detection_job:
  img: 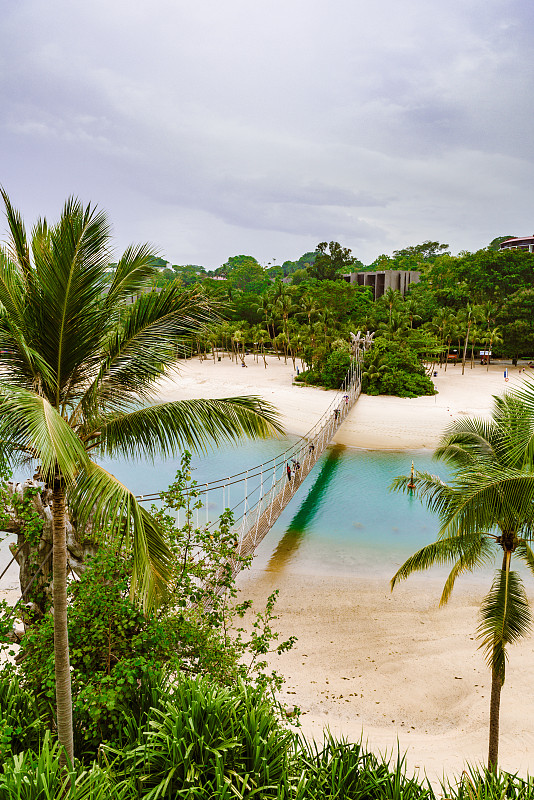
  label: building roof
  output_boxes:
[500,235,534,245]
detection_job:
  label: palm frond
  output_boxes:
[0,248,26,325]
[29,198,112,404]
[88,397,284,460]
[104,243,160,305]
[477,568,532,683]
[78,285,219,414]
[501,381,534,468]
[438,468,534,540]
[0,187,31,280]
[515,539,534,579]
[390,470,456,519]
[0,385,87,483]
[394,464,534,541]
[69,461,170,609]
[391,532,487,592]
[0,312,56,388]
[435,417,496,468]
[439,534,495,605]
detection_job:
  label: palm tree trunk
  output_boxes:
[52,481,74,765]
[488,668,502,770]
[444,340,451,372]
[488,547,511,771]
[462,324,470,374]
[487,337,493,372]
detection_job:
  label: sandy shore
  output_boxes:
[237,569,534,783]
[156,354,527,450]
[160,355,534,780]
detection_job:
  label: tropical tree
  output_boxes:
[381,288,403,326]
[0,191,282,763]
[308,241,359,281]
[480,327,504,371]
[390,391,534,770]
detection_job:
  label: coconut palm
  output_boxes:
[0,191,282,763]
[390,391,534,770]
[480,327,503,371]
[381,288,402,326]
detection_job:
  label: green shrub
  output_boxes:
[18,550,170,758]
[0,671,44,760]
[320,351,353,389]
[379,369,436,398]
[108,676,293,799]
[362,339,436,398]
[295,351,352,389]
[0,732,128,800]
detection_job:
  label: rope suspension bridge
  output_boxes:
[0,358,363,624]
[137,359,362,578]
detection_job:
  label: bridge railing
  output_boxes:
[137,357,362,558]
[233,359,361,562]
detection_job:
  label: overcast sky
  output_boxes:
[1,0,532,268]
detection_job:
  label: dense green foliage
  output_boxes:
[144,236,534,397]
[1,675,533,799]
[9,455,295,760]
[295,350,353,389]
[362,339,436,398]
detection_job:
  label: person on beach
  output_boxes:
[286,463,292,482]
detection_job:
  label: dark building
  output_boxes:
[342,270,420,300]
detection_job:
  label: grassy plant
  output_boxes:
[0,671,44,760]
[107,675,293,799]
[276,734,435,800]
[0,731,132,800]
[443,765,534,800]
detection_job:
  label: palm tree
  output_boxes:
[0,191,282,763]
[481,327,503,371]
[404,296,422,329]
[390,392,534,770]
[255,327,269,368]
[382,287,402,326]
[442,312,458,371]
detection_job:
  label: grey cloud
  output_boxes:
[1,0,534,265]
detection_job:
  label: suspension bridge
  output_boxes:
[0,358,363,621]
[137,358,362,579]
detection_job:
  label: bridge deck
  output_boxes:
[230,369,361,576]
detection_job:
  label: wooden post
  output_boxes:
[407,460,415,491]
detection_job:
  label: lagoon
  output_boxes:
[104,440,448,578]
[2,439,496,595]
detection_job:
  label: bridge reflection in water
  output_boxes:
[267,445,344,572]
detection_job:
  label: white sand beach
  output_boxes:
[160,355,534,780]
[157,353,526,450]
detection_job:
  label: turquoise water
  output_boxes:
[102,441,453,579]
[1,440,498,587]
